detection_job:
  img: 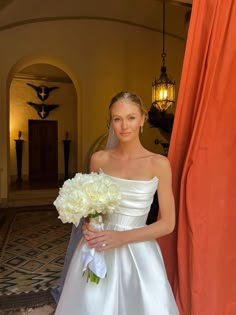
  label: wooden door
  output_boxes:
[29,120,58,181]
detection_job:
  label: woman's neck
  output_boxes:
[114,140,145,159]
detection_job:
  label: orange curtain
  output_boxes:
[159,0,236,314]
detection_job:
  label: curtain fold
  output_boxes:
[159,1,236,314]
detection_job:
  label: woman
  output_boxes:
[55,91,179,315]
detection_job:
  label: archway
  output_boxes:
[7,56,81,198]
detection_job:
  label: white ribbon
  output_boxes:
[81,243,107,278]
[81,216,107,279]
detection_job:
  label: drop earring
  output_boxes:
[140,126,143,134]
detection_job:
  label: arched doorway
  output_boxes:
[9,63,78,194]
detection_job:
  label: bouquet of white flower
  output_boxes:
[53,172,121,284]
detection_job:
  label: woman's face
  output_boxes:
[110,99,145,143]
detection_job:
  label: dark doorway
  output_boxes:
[28,120,58,182]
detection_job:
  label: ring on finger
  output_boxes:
[101,242,107,247]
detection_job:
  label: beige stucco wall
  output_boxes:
[0,0,188,204]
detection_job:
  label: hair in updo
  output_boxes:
[109,91,147,120]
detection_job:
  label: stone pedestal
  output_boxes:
[15,139,24,183]
[63,139,71,179]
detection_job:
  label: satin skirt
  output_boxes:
[55,213,179,315]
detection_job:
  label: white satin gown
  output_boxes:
[55,175,179,315]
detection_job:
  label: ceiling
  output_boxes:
[0,0,192,11]
[0,0,14,10]
[16,64,73,83]
[7,0,191,83]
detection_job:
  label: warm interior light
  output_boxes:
[152,70,175,111]
[159,87,168,100]
[151,1,175,112]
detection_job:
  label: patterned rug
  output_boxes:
[0,206,72,311]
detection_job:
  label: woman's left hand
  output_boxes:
[83,222,125,252]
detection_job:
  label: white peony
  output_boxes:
[53,172,121,227]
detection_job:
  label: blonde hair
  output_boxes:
[109,91,147,121]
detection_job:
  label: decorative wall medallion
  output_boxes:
[27,83,59,101]
[27,102,59,119]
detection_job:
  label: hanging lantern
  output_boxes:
[152,1,175,112]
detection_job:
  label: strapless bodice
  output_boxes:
[103,174,159,229]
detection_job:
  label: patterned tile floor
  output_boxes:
[0,304,56,315]
[0,206,72,313]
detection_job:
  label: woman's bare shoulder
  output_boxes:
[92,149,113,160]
[90,150,110,171]
[148,152,172,176]
[151,152,170,164]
